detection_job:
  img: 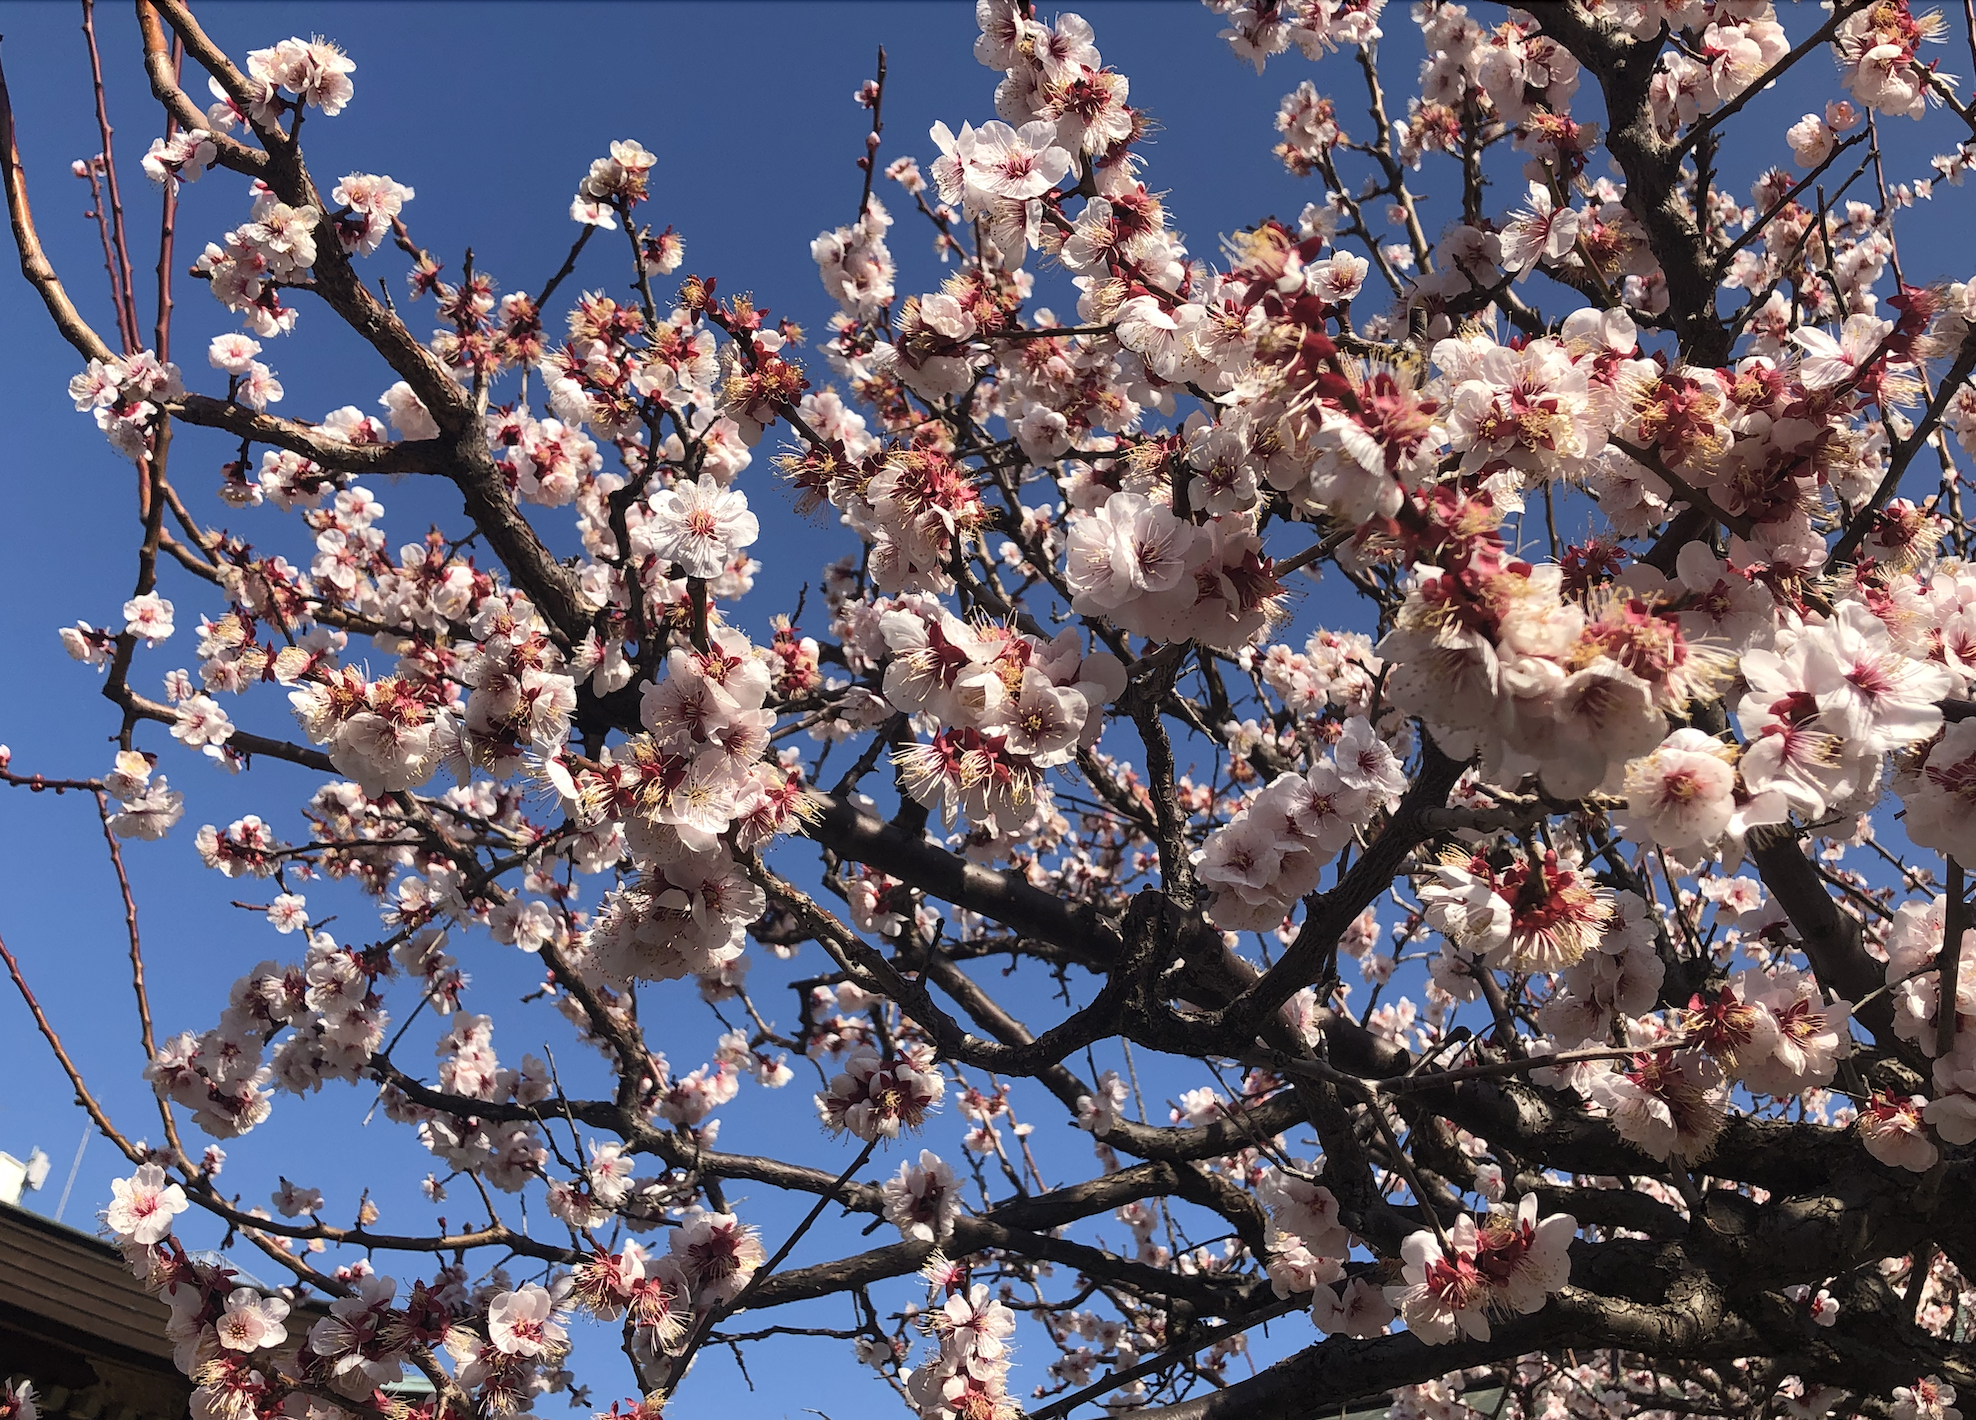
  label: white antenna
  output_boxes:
[53,1126,89,1224]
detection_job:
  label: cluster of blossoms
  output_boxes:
[902,1255,1019,1420]
[1388,1196,1577,1344]
[192,183,328,338]
[558,627,803,987]
[1194,716,1404,929]
[97,1158,587,1420]
[567,1211,765,1355]
[1879,898,1976,1155]
[878,604,1126,847]
[68,349,183,460]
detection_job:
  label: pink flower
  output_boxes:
[944,118,1071,211]
[486,1283,567,1357]
[1786,113,1835,166]
[1499,180,1580,275]
[246,37,356,116]
[214,1288,291,1352]
[1798,601,1950,747]
[935,1284,1016,1362]
[1312,1276,1394,1337]
[1791,313,1893,391]
[1257,1163,1351,1255]
[816,1045,945,1140]
[882,1149,960,1243]
[669,1210,765,1306]
[101,1163,187,1244]
[1389,1215,1491,1343]
[1737,967,1853,1097]
[1901,719,1976,861]
[1065,491,1196,615]
[1858,1092,1940,1172]
[1588,1048,1727,1163]
[643,475,760,580]
[207,334,263,374]
[123,593,176,645]
[1385,1197,1576,1345]
[1616,728,1738,852]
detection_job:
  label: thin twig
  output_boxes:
[92,789,187,1165]
[0,930,141,1162]
[856,45,887,223]
[1025,1297,1306,1420]
[660,1137,878,1396]
[534,222,593,309]
[81,0,141,353]
[1941,858,1965,1060]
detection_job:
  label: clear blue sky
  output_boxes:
[2,3,1972,1415]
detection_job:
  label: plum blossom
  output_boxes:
[1787,113,1836,166]
[882,1150,961,1242]
[19,7,1976,1416]
[643,475,760,579]
[1387,1197,1577,1343]
[102,1163,187,1244]
[214,1289,291,1352]
[123,593,176,645]
[1615,728,1747,853]
[1858,1092,1940,1172]
[1499,180,1580,275]
[246,37,357,116]
[1791,314,1893,391]
[817,1046,945,1141]
[487,1284,568,1357]
[670,1211,765,1305]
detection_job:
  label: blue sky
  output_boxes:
[3,2,1975,1415]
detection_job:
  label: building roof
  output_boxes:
[0,1200,176,1369]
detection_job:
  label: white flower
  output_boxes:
[1312,1276,1395,1338]
[1499,180,1580,275]
[123,593,176,644]
[214,1287,291,1351]
[949,118,1072,211]
[881,1149,960,1242]
[1858,1092,1940,1172]
[379,381,439,440]
[246,37,356,116]
[669,1211,766,1305]
[1786,113,1835,167]
[1073,1070,1130,1135]
[1331,717,1406,802]
[1615,728,1738,852]
[991,669,1087,767]
[1737,967,1852,1097]
[102,1163,187,1244]
[486,1283,567,1357]
[107,777,184,840]
[267,894,310,934]
[272,1176,323,1216]
[1065,490,1195,615]
[1791,313,1892,390]
[1800,601,1951,749]
[644,475,760,580]
[207,334,263,374]
[1388,1217,1490,1343]
[172,695,236,749]
[1903,718,1976,861]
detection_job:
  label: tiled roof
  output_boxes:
[0,1201,176,1368]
